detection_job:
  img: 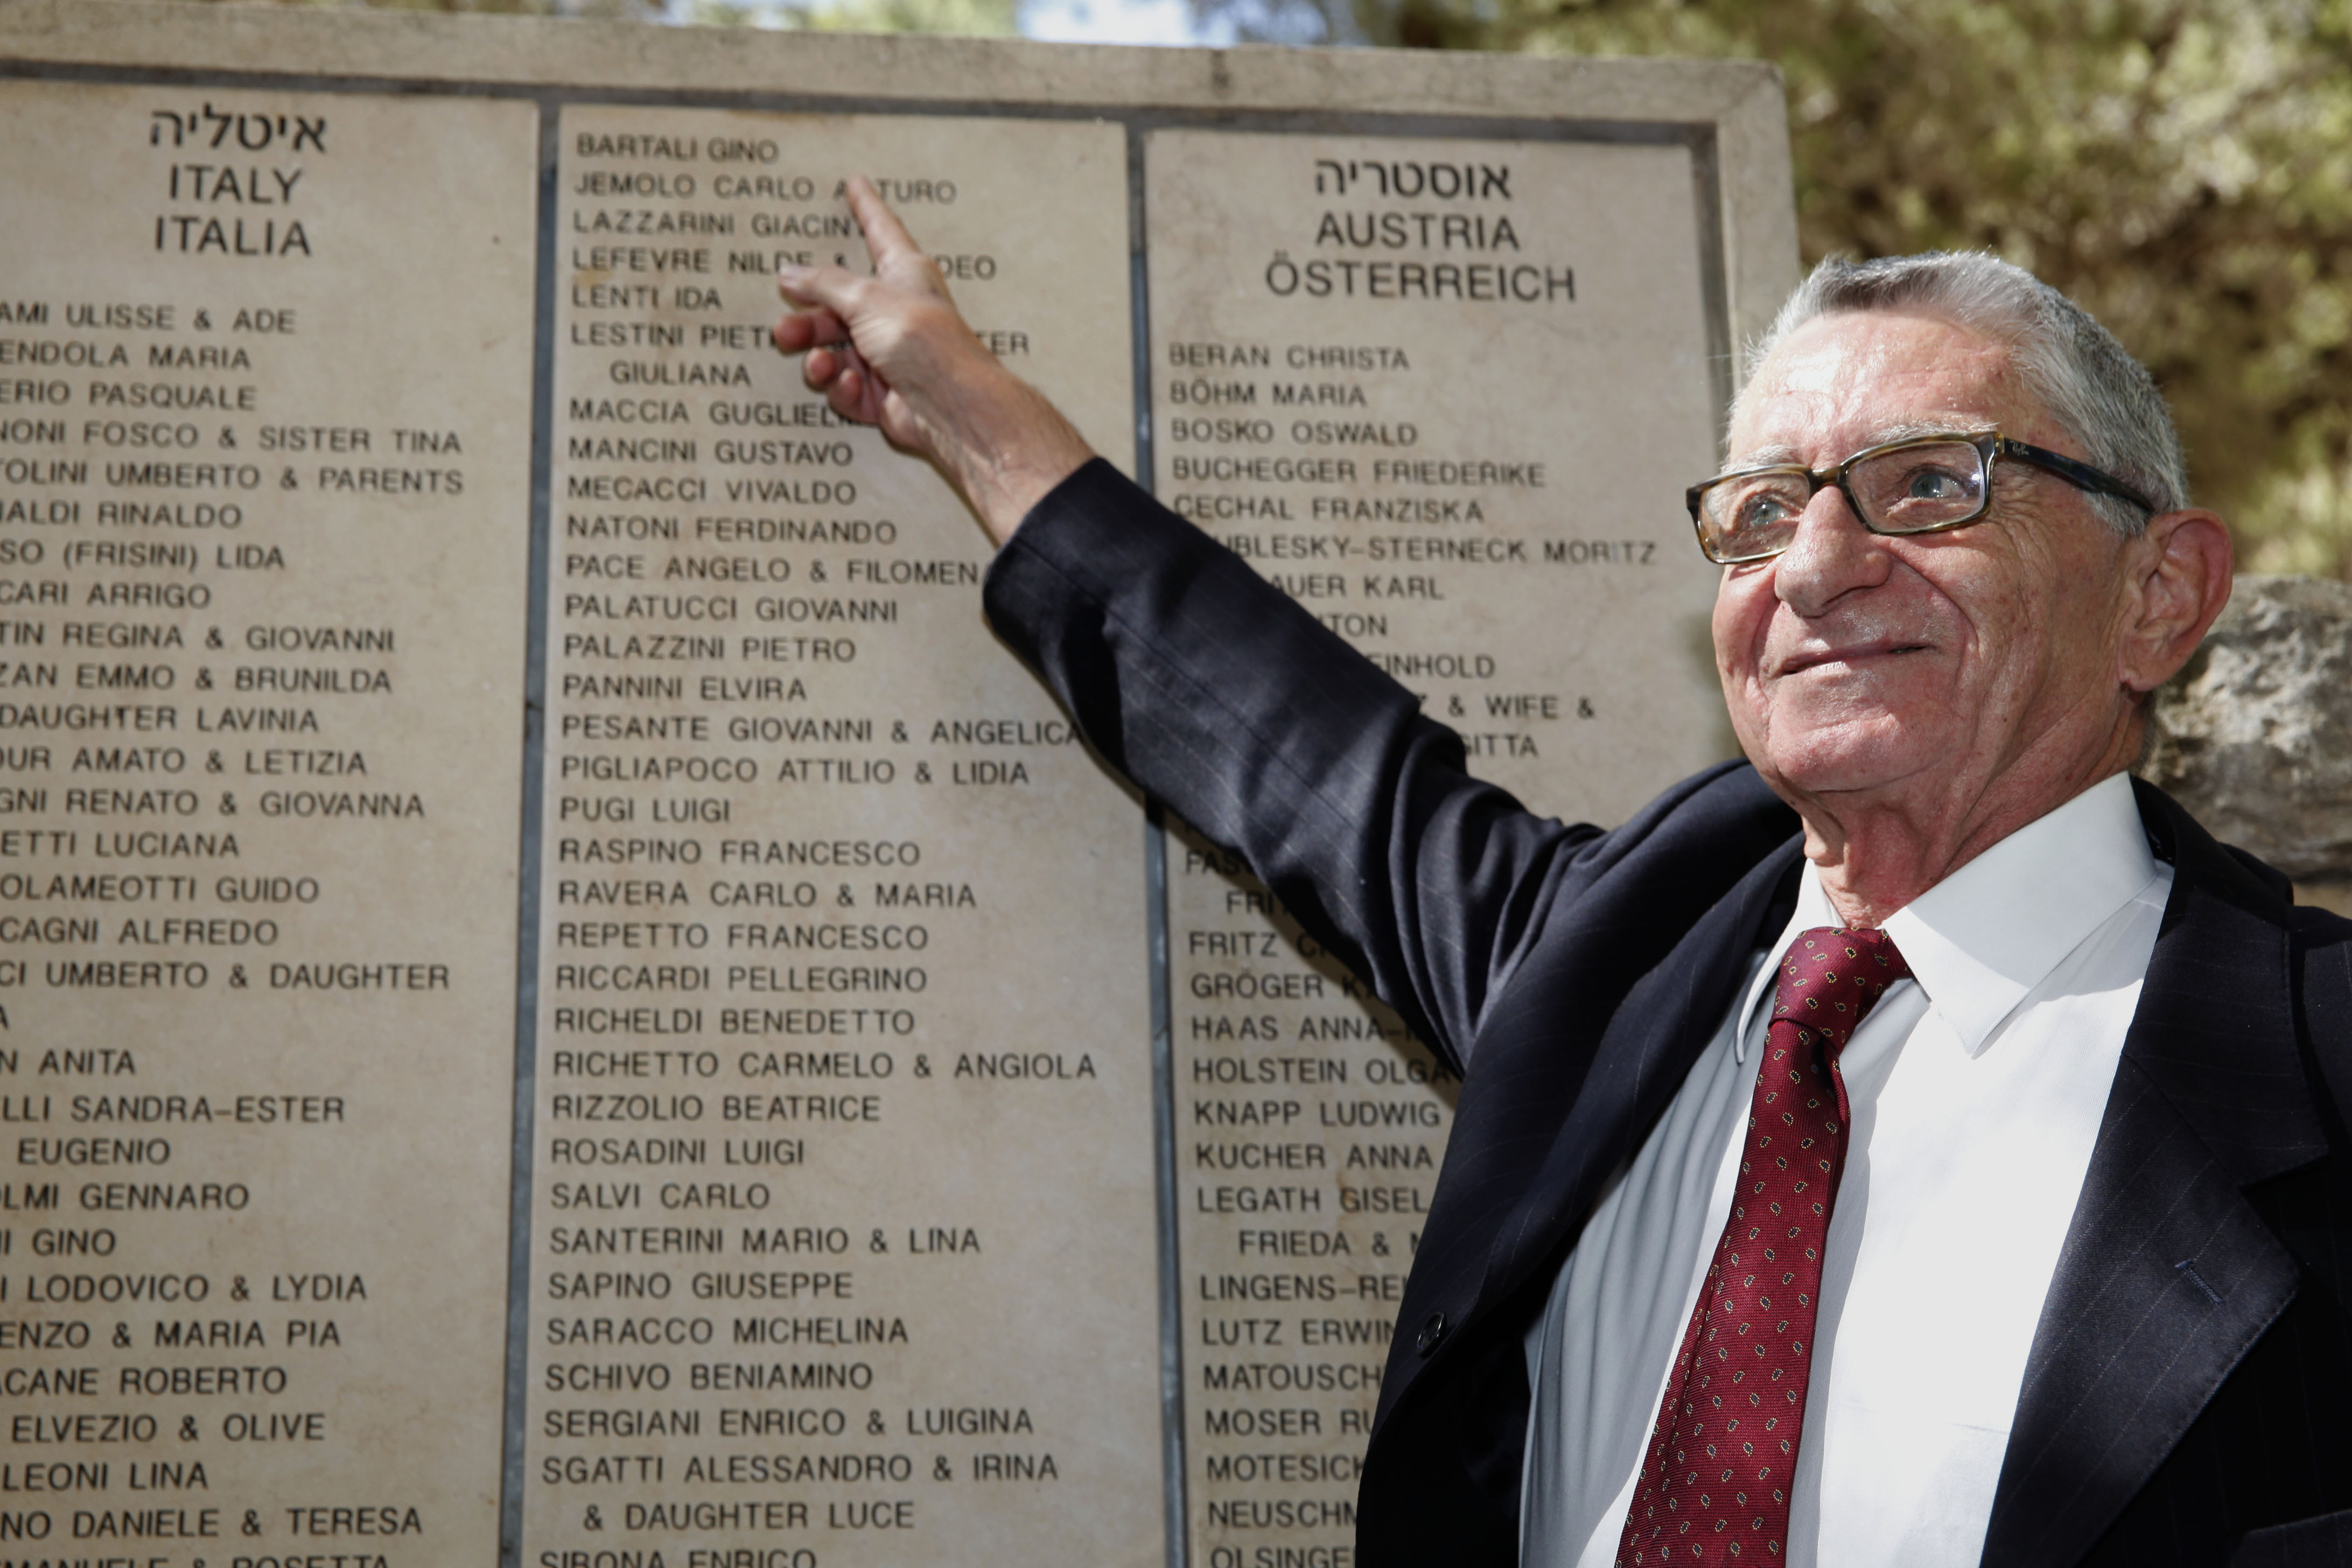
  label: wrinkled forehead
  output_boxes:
[1727,309,2041,467]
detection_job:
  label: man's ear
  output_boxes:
[2118,508,2233,695]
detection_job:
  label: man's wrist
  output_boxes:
[937,365,1093,545]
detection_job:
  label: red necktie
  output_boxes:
[1616,926,1912,1564]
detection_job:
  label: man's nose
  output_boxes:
[1773,485,1894,617]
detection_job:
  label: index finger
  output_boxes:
[843,174,925,271]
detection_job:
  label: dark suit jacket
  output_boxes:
[983,461,2352,1567]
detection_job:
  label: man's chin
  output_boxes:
[1752,722,1940,801]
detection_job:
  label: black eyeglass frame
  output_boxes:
[1685,430,2159,565]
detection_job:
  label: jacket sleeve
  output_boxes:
[981,458,1608,1075]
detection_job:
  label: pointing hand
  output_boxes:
[774,175,1092,544]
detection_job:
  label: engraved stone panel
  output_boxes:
[0,78,537,1557]
[1145,129,1728,1563]
[0,12,1798,1558]
[527,105,1160,1565]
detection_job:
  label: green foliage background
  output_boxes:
[184,0,2352,578]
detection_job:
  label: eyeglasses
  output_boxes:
[1685,430,2157,565]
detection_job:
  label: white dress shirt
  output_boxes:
[1520,771,2174,1567]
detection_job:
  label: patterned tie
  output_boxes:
[1616,926,1911,1564]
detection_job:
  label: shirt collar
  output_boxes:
[1735,771,2159,1061]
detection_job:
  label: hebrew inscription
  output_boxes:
[0,79,538,1560]
[528,105,1162,1567]
[1145,130,1726,1564]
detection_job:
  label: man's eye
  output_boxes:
[1734,489,1794,529]
[1902,465,1972,501]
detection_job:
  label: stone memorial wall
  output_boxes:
[0,73,538,1563]
[0,6,1797,1564]
[1143,128,1731,1557]
[534,103,1160,1567]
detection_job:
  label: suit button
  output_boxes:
[1415,1311,1447,1357]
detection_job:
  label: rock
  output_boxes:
[2140,573,2352,881]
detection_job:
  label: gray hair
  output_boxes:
[1741,252,2187,534]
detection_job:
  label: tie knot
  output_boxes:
[1769,925,1912,1054]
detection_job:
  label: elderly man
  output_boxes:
[774,178,2352,1567]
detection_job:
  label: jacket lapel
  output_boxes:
[1477,835,1807,1315]
[1978,783,2330,1568]
[1368,834,1804,1434]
